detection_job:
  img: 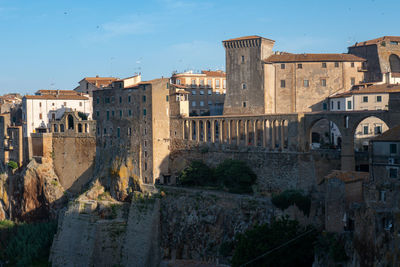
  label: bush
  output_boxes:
[78,112,88,120]
[231,217,317,267]
[315,232,349,263]
[179,161,214,186]
[7,161,18,170]
[214,159,256,193]
[0,220,57,266]
[271,190,311,216]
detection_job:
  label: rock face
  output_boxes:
[12,158,65,221]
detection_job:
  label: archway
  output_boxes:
[309,119,342,150]
[67,115,74,130]
[389,54,400,73]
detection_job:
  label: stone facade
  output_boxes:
[348,36,400,82]
[222,35,365,115]
[171,70,226,116]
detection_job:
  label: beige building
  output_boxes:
[171,70,226,116]
[222,35,365,115]
[348,36,400,83]
[75,76,119,96]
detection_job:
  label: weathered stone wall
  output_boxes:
[169,139,341,193]
[52,136,96,193]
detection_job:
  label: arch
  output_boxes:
[199,120,205,142]
[282,120,289,149]
[85,123,88,133]
[78,123,83,133]
[353,116,389,152]
[53,124,58,133]
[309,118,342,150]
[191,120,197,141]
[60,124,65,132]
[67,115,74,130]
[389,54,400,73]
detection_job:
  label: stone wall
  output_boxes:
[52,136,96,193]
[169,139,341,193]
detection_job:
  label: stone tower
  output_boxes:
[222,36,275,115]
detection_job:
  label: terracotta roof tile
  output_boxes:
[349,36,400,47]
[24,95,89,100]
[264,53,365,63]
[373,125,400,141]
[329,84,400,98]
[392,72,400,77]
[201,70,226,77]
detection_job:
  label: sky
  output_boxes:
[0,0,399,95]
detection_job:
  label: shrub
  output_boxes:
[271,190,311,216]
[214,159,256,193]
[178,161,214,186]
[0,220,57,266]
[78,112,88,120]
[7,161,18,170]
[315,232,349,263]
[231,217,317,267]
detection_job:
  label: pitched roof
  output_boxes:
[201,70,226,77]
[264,53,365,63]
[223,35,275,43]
[36,89,81,95]
[329,83,400,98]
[373,125,400,141]
[349,36,400,47]
[24,95,89,100]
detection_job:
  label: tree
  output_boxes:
[178,161,214,186]
[214,159,256,193]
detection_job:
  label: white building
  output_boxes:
[22,90,92,137]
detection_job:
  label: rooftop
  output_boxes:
[349,36,400,47]
[373,124,400,141]
[264,53,366,63]
[329,83,400,98]
[222,35,275,43]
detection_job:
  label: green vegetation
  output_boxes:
[271,189,312,216]
[178,159,256,194]
[77,111,88,120]
[7,161,18,170]
[315,232,349,263]
[0,220,57,266]
[231,217,317,267]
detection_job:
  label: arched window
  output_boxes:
[67,115,74,130]
[78,123,82,133]
[389,54,400,73]
[60,124,64,132]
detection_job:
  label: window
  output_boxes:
[117,127,120,138]
[111,110,115,117]
[96,98,100,104]
[375,125,382,134]
[304,80,309,87]
[111,96,115,103]
[119,96,122,103]
[334,62,339,68]
[351,62,355,68]
[297,63,302,69]
[207,79,212,87]
[377,96,382,102]
[390,144,397,154]
[390,41,399,45]
[363,125,369,135]
[128,96,131,103]
[143,109,147,116]
[106,111,110,120]
[145,162,148,171]
[280,80,286,88]
[105,98,110,104]
[337,101,341,110]
[223,80,226,89]
[347,101,352,109]
[104,128,107,134]
[119,110,122,118]
[144,141,147,147]
[176,79,181,85]
[241,55,245,63]
[97,127,100,135]
[216,91,220,95]
[331,101,334,109]
[200,101,204,107]
[242,83,247,89]
[389,168,398,178]
[243,102,247,107]
[192,101,196,107]
[64,102,67,106]
[191,79,196,85]
[128,110,132,117]
[208,100,212,105]
[281,64,285,69]
[323,103,327,110]
[128,128,132,136]
[143,95,146,102]
[321,79,326,87]
[39,102,42,107]
[39,113,42,119]
[216,79,220,88]
[52,103,55,106]
[200,79,204,86]
[363,96,368,102]
[322,62,327,68]
[166,95,169,102]
[351,77,355,86]
[96,111,99,117]
[208,89,212,95]
[192,90,196,95]
[200,90,204,95]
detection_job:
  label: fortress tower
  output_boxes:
[222,36,275,115]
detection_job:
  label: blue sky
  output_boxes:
[0,0,399,94]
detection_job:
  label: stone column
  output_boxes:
[245,120,249,146]
[211,120,215,143]
[189,120,193,141]
[262,120,266,147]
[227,120,231,144]
[236,120,240,146]
[182,120,186,139]
[271,121,276,149]
[203,120,208,142]
[196,120,200,143]
[219,120,223,143]
[253,120,258,146]
[280,120,285,150]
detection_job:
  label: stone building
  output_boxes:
[348,36,400,83]
[171,70,226,116]
[222,35,365,115]
[0,113,23,167]
[74,76,118,96]
[94,77,187,184]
